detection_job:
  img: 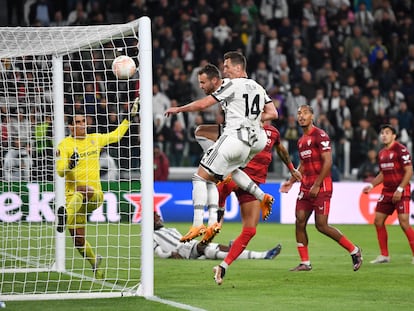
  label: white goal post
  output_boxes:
[0,17,154,300]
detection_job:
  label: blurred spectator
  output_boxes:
[370,86,390,115]
[180,28,196,69]
[67,1,89,25]
[152,83,171,121]
[396,101,414,137]
[7,0,24,26]
[400,73,414,110]
[250,60,274,92]
[336,118,354,174]
[29,0,53,26]
[165,49,184,76]
[269,44,287,74]
[335,97,352,130]
[354,1,374,36]
[351,94,377,127]
[153,143,169,181]
[377,59,397,94]
[3,137,32,182]
[285,84,307,117]
[315,113,336,142]
[298,70,317,101]
[310,87,328,121]
[280,114,301,167]
[351,118,378,168]
[213,17,232,49]
[357,149,379,182]
[100,149,119,182]
[167,120,187,167]
[343,25,370,60]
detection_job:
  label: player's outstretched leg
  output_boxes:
[264,244,282,259]
[260,194,274,221]
[180,224,207,242]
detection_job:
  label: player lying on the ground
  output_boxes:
[153,212,281,260]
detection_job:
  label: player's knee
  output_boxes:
[74,236,85,248]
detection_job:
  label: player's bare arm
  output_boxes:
[310,151,332,197]
[275,143,302,181]
[280,163,302,193]
[392,165,413,203]
[165,95,218,117]
[261,102,278,121]
[362,172,384,193]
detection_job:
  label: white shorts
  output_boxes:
[200,128,266,179]
[176,241,199,259]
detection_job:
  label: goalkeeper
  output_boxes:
[56,99,139,279]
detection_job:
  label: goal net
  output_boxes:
[0,17,154,300]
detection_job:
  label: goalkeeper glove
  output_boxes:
[123,97,140,120]
[131,97,140,118]
[68,150,80,169]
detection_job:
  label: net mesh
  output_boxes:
[0,19,147,299]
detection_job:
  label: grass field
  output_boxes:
[4,222,414,311]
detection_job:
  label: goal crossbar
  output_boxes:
[0,19,141,58]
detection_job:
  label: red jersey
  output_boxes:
[243,124,280,184]
[378,141,412,197]
[298,126,332,194]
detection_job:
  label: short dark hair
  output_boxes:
[380,124,397,135]
[198,63,221,80]
[223,51,247,70]
[67,108,85,125]
[298,104,314,114]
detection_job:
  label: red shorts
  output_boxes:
[234,187,257,205]
[376,195,410,215]
[218,180,258,206]
[296,191,331,215]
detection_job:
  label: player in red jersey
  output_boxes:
[207,120,301,284]
[280,104,363,272]
[362,124,414,264]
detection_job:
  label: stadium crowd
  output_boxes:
[1,0,414,181]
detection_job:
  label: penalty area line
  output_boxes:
[147,296,207,311]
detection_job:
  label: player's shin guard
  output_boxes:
[192,174,208,227]
[231,169,264,201]
[207,182,219,226]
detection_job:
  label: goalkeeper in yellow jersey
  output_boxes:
[56,98,139,279]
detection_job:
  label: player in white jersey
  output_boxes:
[153,212,281,260]
[165,52,278,243]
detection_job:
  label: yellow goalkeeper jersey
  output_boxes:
[56,119,130,195]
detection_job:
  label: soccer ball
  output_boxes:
[112,55,136,79]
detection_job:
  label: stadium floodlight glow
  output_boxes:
[0,17,153,300]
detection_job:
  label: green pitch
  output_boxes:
[5,222,414,311]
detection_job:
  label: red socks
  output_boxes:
[224,227,256,265]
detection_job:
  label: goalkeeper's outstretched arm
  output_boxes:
[105,97,140,145]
